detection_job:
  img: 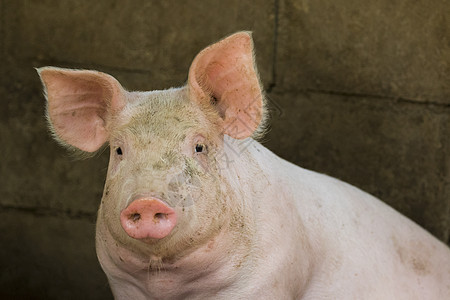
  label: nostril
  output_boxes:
[129,213,141,222]
[154,213,167,222]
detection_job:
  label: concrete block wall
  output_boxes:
[1,0,448,298]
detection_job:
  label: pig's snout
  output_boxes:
[120,198,177,240]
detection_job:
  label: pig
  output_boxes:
[37,32,450,299]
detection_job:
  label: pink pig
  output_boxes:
[38,32,450,299]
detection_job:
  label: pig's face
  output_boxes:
[101,88,232,259]
[38,32,264,261]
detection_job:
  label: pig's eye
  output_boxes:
[195,144,206,153]
[210,95,218,105]
[115,147,123,156]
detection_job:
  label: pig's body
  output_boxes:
[38,32,450,299]
[96,113,450,300]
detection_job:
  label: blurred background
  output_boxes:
[1,0,449,299]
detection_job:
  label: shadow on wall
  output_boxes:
[1,0,449,299]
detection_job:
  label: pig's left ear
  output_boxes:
[188,32,264,139]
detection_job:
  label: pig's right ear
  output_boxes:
[37,67,125,152]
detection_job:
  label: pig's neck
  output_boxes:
[224,137,317,296]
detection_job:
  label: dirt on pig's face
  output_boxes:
[97,87,246,260]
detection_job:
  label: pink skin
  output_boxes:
[120,198,177,240]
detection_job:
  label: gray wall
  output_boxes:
[1,0,449,298]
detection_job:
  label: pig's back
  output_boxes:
[282,158,450,299]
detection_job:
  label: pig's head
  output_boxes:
[37,32,265,262]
